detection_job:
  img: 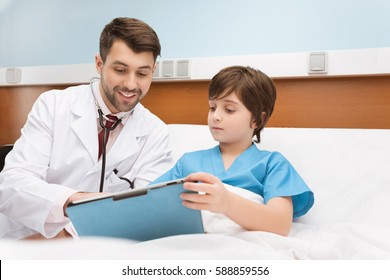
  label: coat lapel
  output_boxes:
[70,88,99,165]
[107,104,148,165]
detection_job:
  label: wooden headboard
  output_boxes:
[1,75,390,145]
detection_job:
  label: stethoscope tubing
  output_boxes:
[98,109,122,192]
[91,78,132,192]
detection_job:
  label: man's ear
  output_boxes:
[95,55,103,74]
[151,62,157,76]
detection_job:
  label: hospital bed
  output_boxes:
[1,123,390,259]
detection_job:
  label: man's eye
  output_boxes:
[114,69,126,73]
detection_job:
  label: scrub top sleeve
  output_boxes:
[262,152,314,218]
[150,155,185,185]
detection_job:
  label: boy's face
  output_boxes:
[208,91,257,148]
[95,40,156,113]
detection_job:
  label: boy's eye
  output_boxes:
[209,107,216,111]
[226,108,235,113]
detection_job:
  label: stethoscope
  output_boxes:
[90,77,135,192]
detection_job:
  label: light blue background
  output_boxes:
[1,0,389,67]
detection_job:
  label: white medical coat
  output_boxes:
[0,85,173,238]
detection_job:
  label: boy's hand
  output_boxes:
[181,172,232,214]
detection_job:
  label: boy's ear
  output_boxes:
[261,112,267,124]
[258,112,268,127]
[252,112,267,129]
[251,119,258,129]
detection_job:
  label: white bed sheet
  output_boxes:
[1,185,390,260]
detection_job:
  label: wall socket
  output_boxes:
[6,68,22,84]
[308,52,327,74]
[153,59,191,80]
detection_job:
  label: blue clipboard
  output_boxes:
[66,179,204,241]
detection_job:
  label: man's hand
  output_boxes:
[63,192,108,216]
[21,229,72,241]
[22,192,108,241]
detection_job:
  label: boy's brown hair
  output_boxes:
[208,66,277,143]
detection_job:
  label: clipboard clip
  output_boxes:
[113,189,148,201]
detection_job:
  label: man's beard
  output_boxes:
[100,77,142,113]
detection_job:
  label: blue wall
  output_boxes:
[1,0,390,67]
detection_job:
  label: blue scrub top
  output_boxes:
[153,144,314,218]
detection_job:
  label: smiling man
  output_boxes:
[0,18,173,240]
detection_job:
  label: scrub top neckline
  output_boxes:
[211,144,256,174]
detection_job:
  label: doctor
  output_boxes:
[0,17,173,239]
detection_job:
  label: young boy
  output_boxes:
[152,66,314,236]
